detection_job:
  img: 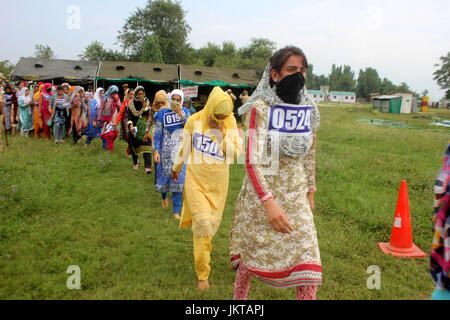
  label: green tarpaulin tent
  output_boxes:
[179,64,258,88]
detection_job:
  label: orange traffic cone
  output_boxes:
[377,180,426,258]
[238,125,243,139]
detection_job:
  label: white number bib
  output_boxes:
[267,104,312,136]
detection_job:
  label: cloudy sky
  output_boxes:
[1,0,449,100]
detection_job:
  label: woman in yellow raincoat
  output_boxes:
[171,87,243,290]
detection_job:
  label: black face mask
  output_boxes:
[275,71,305,105]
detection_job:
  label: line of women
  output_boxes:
[2,45,324,300]
[169,45,322,299]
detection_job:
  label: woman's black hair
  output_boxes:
[269,46,308,87]
[57,85,64,91]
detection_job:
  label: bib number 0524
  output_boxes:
[268,105,312,135]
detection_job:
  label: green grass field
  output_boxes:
[0,103,449,300]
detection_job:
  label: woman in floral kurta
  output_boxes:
[154,89,190,219]
[230,46,322,300]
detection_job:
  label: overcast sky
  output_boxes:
[1,0,449,100]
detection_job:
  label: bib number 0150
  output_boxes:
[193,132,224,160]
[268,105,312,135]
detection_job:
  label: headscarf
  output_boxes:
[103,85,119,99]
[152,90,168,110]
[186,86,234,135]
[43,83,53,96]
[93,87,104,108]
[70,86,84,104]
[237,63,320,158]
[34,85,43,101]
[128,86,150,116]
[21,87,32,105]
[168,89,184,111]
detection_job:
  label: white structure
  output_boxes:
[329,91,356,103]
[394,92,413,113]
[306,90,327,103]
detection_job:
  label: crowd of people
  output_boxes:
[0,45,448,300]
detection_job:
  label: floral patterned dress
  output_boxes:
[154,107,191,193]
[230,98,322,288]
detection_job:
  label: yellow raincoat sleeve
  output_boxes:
[214,115,243,164]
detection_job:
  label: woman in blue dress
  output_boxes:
[84,87,104,148]
[154,89,190,220]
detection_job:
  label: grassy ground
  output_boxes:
[0,103,448,300]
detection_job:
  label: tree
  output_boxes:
[236,38,276,77]
[117,0,191,64]
[329,64,356,92]
[0,60,14,78]
[305,64,329,90]
[433,52,450,99]
[316,74,329,88]
[141,35,164,64]
[328,64,342,91]
[356,67,381,100]
[339,65,356,92]
[239,38,276,61]
[79,41,107,62]
[35,44,55,59]
[395,82,411,93]
[380,78,397,95]
[196,42,222,67]
[306,64,318,90]
[79,41,128,62]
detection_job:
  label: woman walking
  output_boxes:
[126,86,153,172]
[98,85,121,151]
[2,86,13,135]
[38,83,53,139]
[171,86,242,290]
[18,87,34,136]
[154,89,190,218]
[84,87,104,147]
[70,86,88,144]
[49,86,70,143]
[229,46,322,300]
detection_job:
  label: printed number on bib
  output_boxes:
[268,104,312,135]
[163,111,183,127]
[193,132,224,160]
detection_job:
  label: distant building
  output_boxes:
[306,89,327,103]
[372,95,403,113]
[329,91,356,103]
[393,92,414,113]
[438,99,450,109]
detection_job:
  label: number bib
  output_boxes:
[163,111,183,127]
[192,132,224,160]
[267,104,312,136]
